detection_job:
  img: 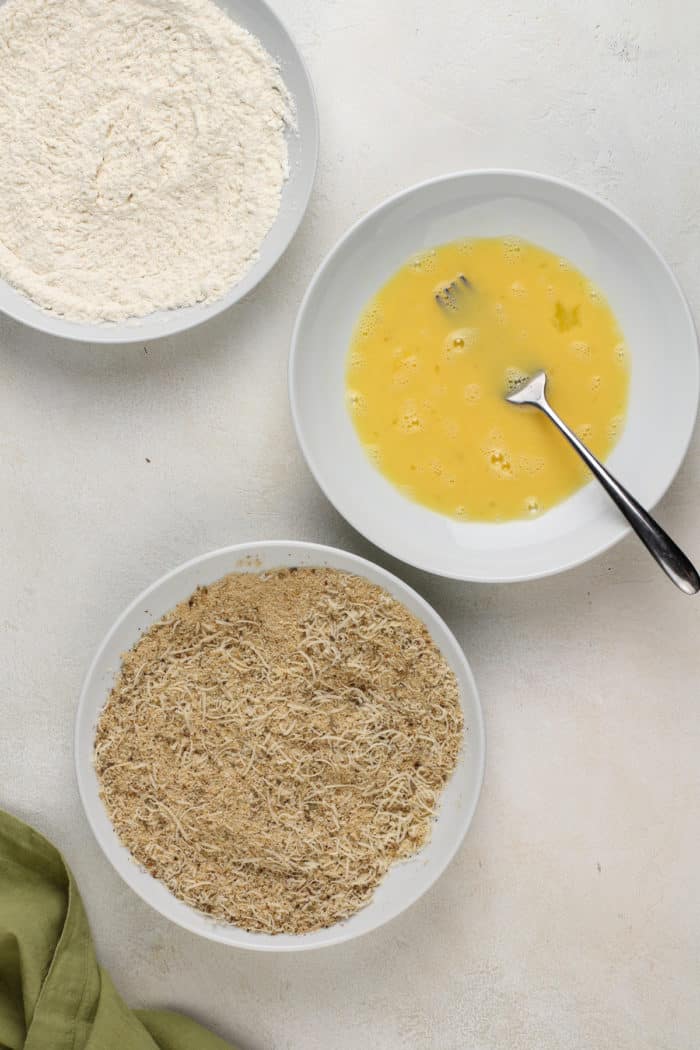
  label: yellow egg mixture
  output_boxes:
[346,237,630,522]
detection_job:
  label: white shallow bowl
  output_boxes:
[0,0,318,344]
[75,540,485,951]
[290,170,699,583]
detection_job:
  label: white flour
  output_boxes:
[0,0,293,322]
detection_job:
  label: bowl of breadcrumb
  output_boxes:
[76,540,484,950]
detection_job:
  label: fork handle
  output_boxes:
[536,398,699,595]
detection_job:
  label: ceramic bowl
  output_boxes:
[289,170,699,582]
[75,540,485,951]
[0,0,318,344]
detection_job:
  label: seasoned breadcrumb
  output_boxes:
[94,568,463,934]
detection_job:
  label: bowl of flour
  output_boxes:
[0,0,318,343]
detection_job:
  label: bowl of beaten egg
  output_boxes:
[290,170,699,582]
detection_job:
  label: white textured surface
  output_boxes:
[0,0,698,1047]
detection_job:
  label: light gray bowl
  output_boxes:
[0,0,318,344]
[290,170,699,583]
[76,541,485,951]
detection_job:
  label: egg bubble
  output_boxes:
[365,444,381,464]
[398,401,424,433]
[614,343,627,364]
[518,455,545,475]
[486,447,516,479]
[608,414,624,439]
[503,238,522,261]
[464,383,482,403]
[392,352,419,387]
[494,302,508,325]
[409,249,436,273]
[576,422,593,440]
[591,374,602,391]
[444,327,476,358]
[526,497,541,515]
[570,340,591,359]
[358,305,382,337]
[349,351,365,370]
[442,418,460,440]
[347,389,367,414]
[510,281,527,298]
[505,366,529,393]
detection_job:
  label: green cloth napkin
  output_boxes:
[0,809,237,1050]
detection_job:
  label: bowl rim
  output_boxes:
[0,0,319,345]
[75,539,485,951]
[288,167,700,583]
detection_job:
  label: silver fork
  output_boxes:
[506,370,699,595]
[435,273,472,311]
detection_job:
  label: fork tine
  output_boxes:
[435,273,471,311]
[435,289,454,310]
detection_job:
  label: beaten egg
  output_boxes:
[346,237,630,522]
